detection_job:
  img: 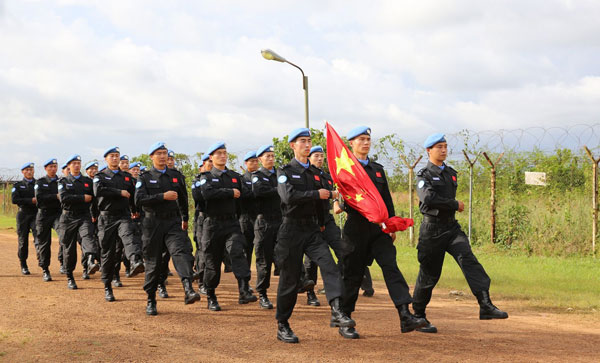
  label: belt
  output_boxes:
[257,213,282,220]
[206,214,238,221]
[100,210,130,217]
[283,217,317,225]
[18,207,37,213]
[423,215,456,224]
[62,210,90,217]
[145,211,181,219]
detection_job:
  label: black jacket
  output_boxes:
[416,161,459,219]
[251,167,281,216]
[135,167,189,221]
[34,175,61,212]
[93,169,137,215]
[200,167,245,217]
[239,171,258,217]
[58,174,94,214]
[277,158,325,224]
[12,178,37,214]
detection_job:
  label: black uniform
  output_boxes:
[57,174,98,277]
[251,167,282,295]
[12,178,38,268]
[191,174,206,284]
[239,171,257,270]
[412,161,491,315]
[275,159,343,322]
[340,159,413,315]
[94,168,143,287]
[135,167,195,296]
[35,175,63,271]
[199,167,252,294]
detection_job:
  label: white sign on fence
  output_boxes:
[525,172,547,186]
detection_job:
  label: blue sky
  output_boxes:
[1,0,600,169]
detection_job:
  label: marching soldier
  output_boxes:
[34,158,62,282]
[57,154,100,290]
[82,161,100,280]
[199,142,256,311]
[119,155,130,172]
[117,154,132,278]
[129,162,141,179]
[251,144,281,309]
[167,149,176,169]
[412,133,508,333]
[240,151,259,277]
[339,126,425,339]
[191,154,211,293]
[135,142,200,315]
[94,146,145,302]
[12,162,38,275]
[275,128,354,344]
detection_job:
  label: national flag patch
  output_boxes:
[172,178,178,183]
[452,176,457,182]
[314,175,320,181]
[84,183,89,187]
[376,172,382,177]
[232,178,238,183]
[125,177,130,181]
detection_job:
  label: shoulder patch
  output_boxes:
[195,181,201,187]
[135,181,142,188]
[252,176,259,183]
[418,180,425,189]
[278,175,287,184]
[58,184,63,190]
[93,177,99,183]
[200,179,207,185]
[34,184,39,190]
[11,187,15,192]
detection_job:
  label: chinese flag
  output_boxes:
[326,122,413,232]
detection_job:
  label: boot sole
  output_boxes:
[239,296,258,304]
[185,295,201,305]
[339,330,360,339]
[208,306,222,311]
[480,314,509,320]
[88,264,100,275]
[259,304,274,310]
[277,335,299,344]
[330,320,356,328]
[128,264,145,278]
[146,311,158,316]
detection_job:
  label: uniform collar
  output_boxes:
[426,161,445,175]
[294,158,310,169]
[259,166,275,175]
[23,177,34,183]
[210,166,226,177]
[290,158,309,172]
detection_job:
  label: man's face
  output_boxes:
[350,135,371,155]
[245,158,259,172]
[45,164,57,177]
[210,149,228,168]
[290,136,312,158]
[151,149,168,169]
[259,152,275,170]
[119,159,130,171]
[105,153,120,169]
[62,167,69,176]
[70,161,81,175]
[309,152,324,168]
[167,157,175,169]
[129,166,140,178]
[201,159,213,172]
[428,142,448,162]
[86,166,98,178]
[22,167,34,179]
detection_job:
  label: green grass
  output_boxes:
[369,245,600,312]
[0,214,15,230]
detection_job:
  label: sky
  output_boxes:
[1,0,600,169]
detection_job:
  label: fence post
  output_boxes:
[584,146,598,258]
[399,154,423,246]
[462,151,481,243]
[482,152,503,244]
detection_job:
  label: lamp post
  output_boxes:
[261,49,309,128]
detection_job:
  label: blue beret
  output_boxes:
[168,149,175,158]
[201,153,210,162]
[148,142,167,155]
[347,126,371,140]
[99,164,107,172]
[140,166,147,172]
[243,151,257,161]
[206,141,226,156]
[66,154,82,165]
[120,155,129,161]
[60,163,68,170]
[129,162,141,169]
[103,146,120,157]
[43,158,58,167]
[309,146,324,156]
[288,128,311,142]
[423,133,446,148]
[256,144,274,157]
[84,161,98,170]
[20,162,34,170]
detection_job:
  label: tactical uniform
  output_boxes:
[191,173,206,290]
[12,167,38,274]
[239,169,257,271]
[35,162,62,280]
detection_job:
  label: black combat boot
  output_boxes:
[258,292,273,309]
[112,274,123,287]
[414,311,437,333]
[20,262,30,275]
[67,274,78,290]
[397,304,427,333]
[59,264,67,275]
[238,279,257,304]
[146,294,157,315]
[157,283,169,298]
[307,290,320,306]
[198,284,207,295]
[297,278,315,293]
[277,321,299,343]
[206,288,221,311]
[82,270,90,280]
[183,279,201,305]
[87,255,100,275]
[128,255,145,277]
[43,269,52,282]
[105,285,115,302]
[476,291,509,320]
[329,298,356,328]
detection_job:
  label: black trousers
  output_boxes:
[303,216,349,283]
[58,212,97,275]
[275,220,343,322]
[142,216,194,295]
[98,215,141,285]
[239,214,256,270]
[35,210,63,270]
[254,215,281,294]
[194,214,205,283]
[16,211,37,265]
[412,221,491,315]
[202,217,251,290]
[341,215,413,315]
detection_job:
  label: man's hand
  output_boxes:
[121,190,131,199]
[163,191,178,200]
[333,201,343,215]
[182,221,188,231]
[320,226,325,232]
[318,189,330,200]
[84,194,92,203]
[131,212,140,220]
[56,194,60,200]
[390,232,397,242]
[331,190,339,199]
[457,200,465,212]
[232,189,241,198]
[92,217,97,223]
[32,197,37,204]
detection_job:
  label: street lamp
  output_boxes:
[261,49,309,128]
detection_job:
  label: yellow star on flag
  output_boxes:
[335,148,355,176]
[355,193,364,202]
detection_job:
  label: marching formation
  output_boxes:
[10,125,508,343]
